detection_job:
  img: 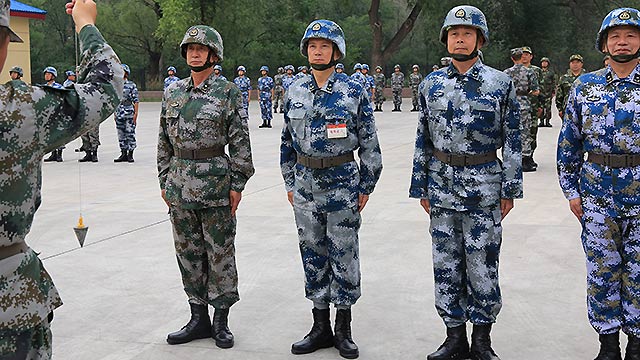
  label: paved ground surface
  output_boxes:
[31,99,600,359]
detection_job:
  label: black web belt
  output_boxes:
[174,147,225,160]
[433,149,498,166]
[296,152,355,169]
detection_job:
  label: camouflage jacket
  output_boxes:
[257,76,274,92]
[539,68,557,96]
[116,79,138,118]
[158,72,254,209]
[233,76,251,93]
[373,73,385,89]
[391,72,404,89]
[410,60,523,210]
[0,25,123,332]
[556,69,585,111]
[282,75,295,91]
[409,72,423,88]
[504,63,539,110]
[164,75,180,90]
[274,73,284,87]
[557,64,640,217]
[280,71,383,212]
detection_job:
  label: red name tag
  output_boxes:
[327,123,347,139]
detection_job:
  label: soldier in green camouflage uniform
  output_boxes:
[373,65,385,111]
[409,64,423,111]
[538,57,557,127]
[273,66,285,113]
[521,46,542,167]
[158,25,254,350]
[556,54,586,119]
[0,1,124,358]
[391,64,404,112]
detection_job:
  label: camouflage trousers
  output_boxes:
[115,116,136,151]
[374,89,385,106]
[392,88,402,107]
[293,207,362,306]
[241,91,249,112]
[273,86,284,112]
[518,102,535,157]
[429,205,503,327]
[0,317,52,360]
[539,95,553,122]
[411,86,419,109]
[169,206,239,309]
[80,125,100,151]
[259,93,272,123]
[581,210,640,336]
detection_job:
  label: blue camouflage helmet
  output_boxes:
[440,5,489,45]
[362,64,370,70]
[260,65,269,72]
[65,70,75,77]
[336,63,344,69]
[285,64,295,71]
[596,8,640,52]
[300,19,346,60]
[167,66,177,73]
[213,64,222,71]
[121,64,130,75]
[180,25,224,61]
[43,66,57,77]
[237,65,246,72]
[353,63,362,70]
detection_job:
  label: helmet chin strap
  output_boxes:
[310,47,338,71]
[449,41,479,62]
[190,50,216,72]
[604,44,640,64]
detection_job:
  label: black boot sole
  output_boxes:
[166,331,211,345]
[427,352,472,360]
[335,345,359,359]
[291,339,334,355]
[214,337,234,349]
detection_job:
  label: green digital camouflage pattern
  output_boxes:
[0,315,51,359]
[157,73,255,209]
[556,69,585,112]
[0,24,123,336]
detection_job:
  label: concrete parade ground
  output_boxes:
[33,99,593,360]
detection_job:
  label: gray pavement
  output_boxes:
[32,99,595,359]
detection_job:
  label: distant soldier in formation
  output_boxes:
[8,65,23,81]
[391,64,404,112]
[556,54,586,119]
[282,64,295,93]
[63,70,76,88]
[409,64,423,111]
[113,63,139,163]
[362,64,375,100]
[520,46,542,167]
[164,66,180,90]
[273,66,285,113]
[350,62,365,84]
[538,57,557,127]
[335,63,344,73]
[233,65,251,112]
[373,65,385,111]
[67,69,101,163]
[296,65,309,80]
[213,64,227,81]
[440,56,452,68]
[431,64,439,72]
[257,65,274,128]
[504,48,540,173]
[43,66,65,162]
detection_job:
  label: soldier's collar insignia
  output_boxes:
[619,11,631,20]
[292,102,304,108]
[170,101,180,107]
[455,9,466,18]
[312,23,321,31]
[586,95,601,102]
[189,28,199,36]
[606,72,614,83]
[433,90,445,97]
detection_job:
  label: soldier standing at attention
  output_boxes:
[409,64,423,111]
[67,69,101,163]
[556,54,585,120]
[557,8,640,360]
[520,46,542,169]
[233,65,251,113]
[373,65,385,111]
[158,24,254,349]
[273,66,285,113]
[362,64,375,100]
[281,19,382,359]
[335,63,344,74]
[257,65,274,128]
[538,57,557,127]
[113,64,139,163]
[213,64,226,81]
[410,6,522,360]
[164,66,180,90]
[391,64,404,111]
[504,48,540,173]
[42,67,65,163]
[8,65,23,81]
[0,0,123,357]
[63,70,76,87]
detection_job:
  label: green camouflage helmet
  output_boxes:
[180,25,224,61]
[569,54,583,62]
[540,57,550,63]
[9,65,23,77]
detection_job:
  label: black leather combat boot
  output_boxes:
[44,151,57,162]
[127,150,134,163]
[166,303,211,345]
[427,324,471,360]
[334,308,358,359]
[291,308,334,355]
[114,150,127,162]
[470,324,500,360]
[626,334,640,360]
[595,333,622,360]
[78,151,92,162]
[212,308,234,348]
[55,149,63,162]
[91,150,98,162]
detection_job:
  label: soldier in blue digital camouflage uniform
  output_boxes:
[113,64,139,163]
[557,8,640,360]
[335,63,344,74]
[0,1,124,357]
[164,66,180,90]
[273,66,285,113]
[233,65,251,112]
[350,62,364,84]
[159,24,254,350]
[295,65,309,80]
[63,70,76,88]
[410,6,522,360]
[257,65,274,128]
[42,67,67,163]
[213,64,227,81]
[283,64,296,92]
[362,64,375,100]
[281,19,382,359]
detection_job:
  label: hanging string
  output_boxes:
[75,30,84,229]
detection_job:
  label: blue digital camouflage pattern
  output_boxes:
[410,59,522,328]
[233,76,251,111]
[115,79,139,151]
[596,8,640,52]
[504,63,539,157]
[365,74,375,99]
[300,20,346,60]
[62,79,75,88]
[282,73,295,92]
[258,75,274,123]
[557,63,640,335]
[280,70,382,306]
[164,75,180,90]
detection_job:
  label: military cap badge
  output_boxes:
[189,28,199,36]
[455,9,466,18]
[312,23,321,31]
[620,11,631,20]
